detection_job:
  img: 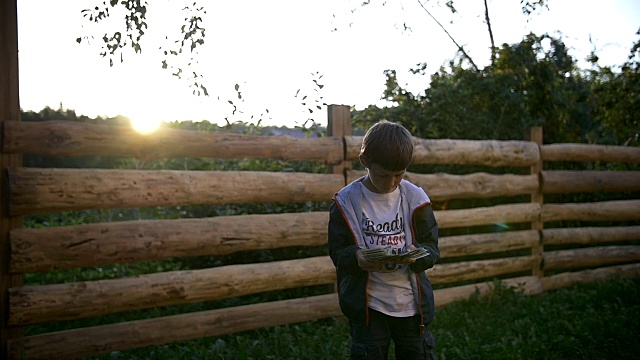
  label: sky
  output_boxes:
[17,0,640,131]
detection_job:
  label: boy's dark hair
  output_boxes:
[360,120,414,171]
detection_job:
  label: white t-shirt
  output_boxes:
[360,185,417,317]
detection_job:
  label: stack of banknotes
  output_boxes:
[361,247,430,263]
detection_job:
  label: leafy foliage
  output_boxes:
[159,2,207,96]
[585,29,640,146]
[354,31,640,148]
[78,1,208,95]
[77,0,148,66]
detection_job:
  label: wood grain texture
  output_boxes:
[3,121,344,163]
[8,168,342,215]
[8,256,336,326]
[10,212,329,272]
[345,136,539,167]
[541,143,640,163]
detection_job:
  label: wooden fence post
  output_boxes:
[326,105,352,185]
[528,127,544,278]
[0,0,24,357]
[326,105,351,296]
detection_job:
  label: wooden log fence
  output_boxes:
[8,168,343,216]
[542,170,640,193]
[544,245,640,271]
[7,293,343,360]
[3,120,344,163]
[9,256,337,327]
[541,143,640,163]
[344,135,541,166]
[10,212,330,272]
[1,104,639,359]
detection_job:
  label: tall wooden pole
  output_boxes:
[326,104,352,183]
[0,0,24,357]
[326,104,351,297]
[529,127,544,278]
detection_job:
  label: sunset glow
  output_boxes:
[129,114,162,135]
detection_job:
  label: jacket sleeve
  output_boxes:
[328,201,362,274]
[409,204,440,273]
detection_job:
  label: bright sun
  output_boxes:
[129,114,162,135]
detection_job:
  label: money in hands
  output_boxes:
[361,246,430,263]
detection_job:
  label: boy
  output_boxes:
[328,120,439,360]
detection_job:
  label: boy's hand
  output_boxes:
[356,249,386,272]
[356,246,418,270]
[394,244,418,265]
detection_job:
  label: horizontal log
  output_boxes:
[414,172,539,200]
[541,263,640,292]
[9,274,549,360]
[543,226,640,246]
[439,230,539,258]
[435,203,540,229]
[542,170,640,193]
[345,136,539,167]
[2,121,344,163]
[543,245,640,271]
[413,138,540,167]
[12,264,636,360]
[9,256,336,326]
[8,293,342,360]
[343,135,362,160]
[541,143,640,163]
[8,168,343,216]
[434,276,543,307]
[427,255,537,284]
[10,212,329,273]
[347,170,539,201]
[542,199,640,223]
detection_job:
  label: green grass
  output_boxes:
[77,274,640,360]
[433,275,640,360]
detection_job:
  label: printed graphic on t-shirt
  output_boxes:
[362,211,406,272]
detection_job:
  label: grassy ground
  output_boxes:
[78,274,639,359]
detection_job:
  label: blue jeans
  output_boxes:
[349,309,435,360]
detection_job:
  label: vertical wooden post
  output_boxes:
[528,127,544,278]
[326,105,351,297]
[326,104,352,185]
[0,0,24,357]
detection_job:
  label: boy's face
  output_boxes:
[360,156,406,194]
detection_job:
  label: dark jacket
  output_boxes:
[328,177,440,327]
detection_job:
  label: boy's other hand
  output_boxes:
[356,249,386,272]
[394,244,418,265]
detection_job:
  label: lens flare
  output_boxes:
[129,114,162,135]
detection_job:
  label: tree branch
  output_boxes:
[416,0,479,71]
[484,0,496,67]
